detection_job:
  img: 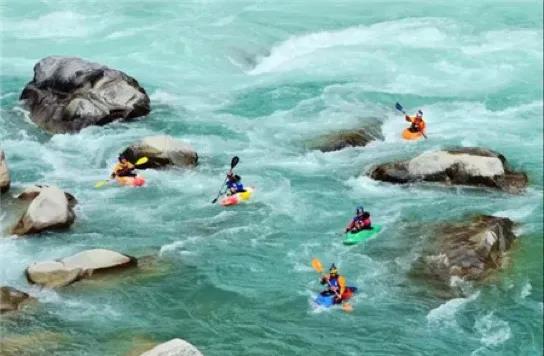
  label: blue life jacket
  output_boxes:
[328,276,339,289]
[235,182,244,191]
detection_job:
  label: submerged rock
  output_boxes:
[20,56,150,133]
[307,119,383,152]
[413,215,516,284]
[26,249,137,288]
[140,338,203,356]
[121,135,198,168]
[0,150,10,193]
[12,185,77,235]
[369,147,527,193]
[0,286,33,313]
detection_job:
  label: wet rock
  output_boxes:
[12,185,77,235]
[369,147,527,193]
[20,56,150,133]
[414,215,516,284]
[121,135,198,168]
[26,249,137,288]
[308,119,383,152]
[0,150,10,194]
[140,338,203,356]
[0,286,32,313]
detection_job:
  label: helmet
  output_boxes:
[356,206,364,215]
[329,264,338,275]
[416,110,423,117]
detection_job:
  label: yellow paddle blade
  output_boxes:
[338,276,346,289]
[311,258,323,273]
[95,180,108,188]
[135,156,148,166]
[342,303,353,312]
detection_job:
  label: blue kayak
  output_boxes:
[314,286,357,307]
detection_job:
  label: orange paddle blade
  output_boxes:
[342,303,353,312]
[311,258,323,273]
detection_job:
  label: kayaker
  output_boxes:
[405,110,426,133]
[320,264,345,304]
[345,206,371,232]
[110,155,136,179]
[226,170,245,196]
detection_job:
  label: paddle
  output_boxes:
[95,156,149,188]
[395,102,427,139]
[211,156,240,204]
[311,258,352,312]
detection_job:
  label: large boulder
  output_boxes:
[20,56,150,134]
[307,119,383,152]
[12,185,77,235]
[413,215,516,284]
[0,150,10,193]
[369,147,527,193]
[121,135,198,169]
[140,339,203,356]
[26,249,137,288]
[0,286,33,313]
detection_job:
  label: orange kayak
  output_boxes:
[116,176,145,187]
[402,128,425,141]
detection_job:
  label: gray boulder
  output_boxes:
[0,150,9,193]
[140,339,203,356]
[20,56,150,133]
[121,135,198,169]
[307,119,383,152]
[414,215,516,284]
[26,249,137,288]
[0,286,32,313]
[369,147,527,193]
[12,185,77,235]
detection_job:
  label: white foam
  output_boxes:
[520,282,532,299]
[474,312,512,347]
[13,11,100,39]
[426,292,479,328]
[249,18,454,75]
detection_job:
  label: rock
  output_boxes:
[369,147,528,193]
[26,249,137,288]
[12,185,77,235]
[140,339,203,356]
[414,215,516,284]
[0,150,10,194]
[0,286,32,313]
[307,119,383,152]
[121,135,198,169]
[20,56,150,133]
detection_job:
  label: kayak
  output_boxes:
[314,286,357,307]
[220,187,254,206]
[343,225,382,245]
[402,128,426,141]
[116,176,145,187]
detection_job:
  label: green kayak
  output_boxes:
[343,225,382,245]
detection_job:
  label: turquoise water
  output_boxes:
[1,1,543,355]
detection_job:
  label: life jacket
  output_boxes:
[361,217,371,227]
[113,162,135,176]
[327,276,339,289]
[407,116,426,131]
